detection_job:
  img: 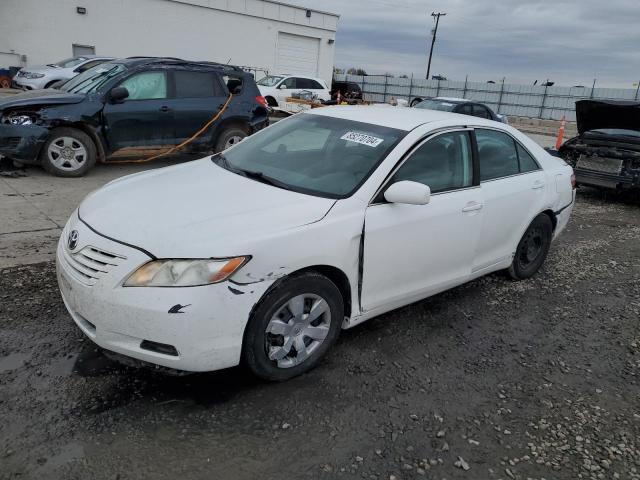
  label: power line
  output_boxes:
[426,11,446,80]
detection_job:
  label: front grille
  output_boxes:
[0,137,21,149]
[62,245,125,286]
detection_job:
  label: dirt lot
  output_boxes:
[1,187,639,480]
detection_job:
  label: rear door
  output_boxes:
[102,69,175,150]
[473,128,546,273]
[168,69,228,147]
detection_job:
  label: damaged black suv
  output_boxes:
[558,100,640,191]
[0,57,269,176]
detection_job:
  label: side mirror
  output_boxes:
[278,84,288,90]
[109,86,129,103]
[384,181,431,205]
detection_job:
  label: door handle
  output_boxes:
[159,106,170,113]
[462,202,483,212]
[532,180,545,190]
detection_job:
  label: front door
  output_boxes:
[361,130,483,312]
[103,70,175,152]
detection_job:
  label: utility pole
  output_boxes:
[426,11,446,80]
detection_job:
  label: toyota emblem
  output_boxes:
[68,230,79,250]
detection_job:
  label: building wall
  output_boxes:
[0,0,338,83]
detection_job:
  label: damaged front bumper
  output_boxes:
[0,124,49,163]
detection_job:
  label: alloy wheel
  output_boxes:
[225,135,244,149]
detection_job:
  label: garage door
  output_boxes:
[276,32,320,77]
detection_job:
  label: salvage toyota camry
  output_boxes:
[57,106,575,380]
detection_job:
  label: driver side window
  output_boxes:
[119,71,167,100]
[390,131,473,193]
[282,77,297,89]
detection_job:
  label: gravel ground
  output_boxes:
[1,188,639,480]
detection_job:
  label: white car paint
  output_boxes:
[56,106,575,373]
[14,55,114,90]
[257,74,331,107]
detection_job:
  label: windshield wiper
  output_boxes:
[212,154,294,191]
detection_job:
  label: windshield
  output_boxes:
[586,128,640,138]
[50,57,89,68]
[415,99,458,112]
[60,62,126,94]
[213,114,406,198]
[257,75,284,87]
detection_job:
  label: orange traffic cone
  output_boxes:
[555,116,566,150]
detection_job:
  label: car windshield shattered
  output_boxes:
[257,75,284,87]
[213,114,406,198]
[415,99,457,112]
[60,62,126,94]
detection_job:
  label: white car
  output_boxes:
[14,55,114,90]
[257,74,331,107]
[56,106,575,381]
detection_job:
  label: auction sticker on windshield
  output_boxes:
[341,131,384,147]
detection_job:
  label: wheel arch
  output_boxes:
[46,121,106,163]
[540,208,558,232]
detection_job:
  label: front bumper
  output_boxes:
[13,76,47,90]
[575,168,640,190]
[56,210,272,372]
[0,123,49,163]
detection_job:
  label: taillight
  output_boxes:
[255,96,268,108]
[570,173,577,189]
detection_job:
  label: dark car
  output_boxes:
[558,100,640,191]
[0,57,269,176]
[330,81,363,100]
[413,97,508,123]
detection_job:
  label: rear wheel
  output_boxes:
[214,127,248,152]
[40,127,96,177]
[410,97,423,107]
[508,214,553,280]
[242,272,343,381]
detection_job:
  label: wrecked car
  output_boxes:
[558,99,640,190]
[57,105,575,381]
[0,57,269,176]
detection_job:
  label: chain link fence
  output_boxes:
[334,73,640,121]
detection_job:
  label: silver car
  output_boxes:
[13,55,114,90]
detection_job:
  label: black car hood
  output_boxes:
[0,89,85,110]
[576,99,640,135]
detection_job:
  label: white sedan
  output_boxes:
[14,55,114,90]
[257,74,331,107]
[56,106,575,380]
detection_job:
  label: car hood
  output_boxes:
[0,89,85,109]
[576,99,640,135]
[79,158,336,258]
[20,65,58,74]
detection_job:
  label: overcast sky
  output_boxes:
[289,0,640,88]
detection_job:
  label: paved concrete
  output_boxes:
[0,132,556,269]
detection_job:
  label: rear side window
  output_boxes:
[472,104,491,119]
[476,129,519,181]
[174,71,223,98]
[391,131,473,193]
[516,143,540,172]
[298,78,324,89]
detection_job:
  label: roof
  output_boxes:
[307,105,497,131]
[118,57,246,72]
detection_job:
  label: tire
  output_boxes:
[0,75,11,89]
[242,272,344,381]
[410,98,423,107]
[40,127,97,177]
[508,214,553,280]
[265,96,278,107]
[214,126,248,153]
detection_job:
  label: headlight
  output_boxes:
[24,72,45,79]
[123,257,249,287]
[8,115,35,126]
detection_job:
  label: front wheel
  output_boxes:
[242,272,344,381]
[508,214,553,280]
[40,127,97,177]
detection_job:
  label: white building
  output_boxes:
[0,0,339,83]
